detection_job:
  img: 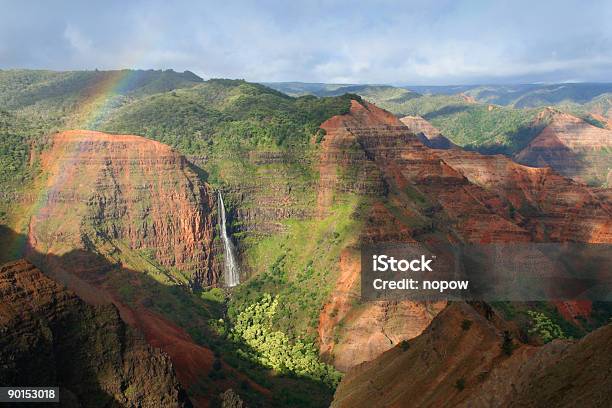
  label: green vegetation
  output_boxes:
[229,195,366,339]
[493,301,587,341]
[527,310,567,343]
[0,69,201,111]
[230,294,342,388]
[0,110,32,184]
[101,79,355,156]
[371,93,543,154]
[501,330,515,356]
[426,105,543,154]
[376,93,470,118]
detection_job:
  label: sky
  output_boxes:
[1,0,611,85]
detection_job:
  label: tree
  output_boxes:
[527,310,566,343]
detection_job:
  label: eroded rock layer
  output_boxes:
[399,115,456,149]
[316,100,611,371]
[515,109,612,186]
[331,302,612,408]
[28,130,216,287]
[0,259,191,408]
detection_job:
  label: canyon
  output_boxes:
[0,76,610,407]
[315,100,610,370]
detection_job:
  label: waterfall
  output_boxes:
[218,191,240,287]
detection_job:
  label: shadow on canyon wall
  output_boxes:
[0,224,336,408]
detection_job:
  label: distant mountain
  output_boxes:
[260,81,352,96]
[267,81,612,108]
[459,83,612,108]
[264,82,420,101]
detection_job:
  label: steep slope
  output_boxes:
[317,100,610,244]
[436,149,612,243]
[0,259,191,407]
[315,100,611,370]
[581,93,612,121]
[27,129,217,288]
[515,109,612,186]
[10,129,299,407]
[399,115,456,149]
[331,302,612,408]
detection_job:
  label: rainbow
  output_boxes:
[9,70,143,258]
[75,69,140,129]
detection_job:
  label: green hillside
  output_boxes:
[101,79,354,157]
[0,69,203,129]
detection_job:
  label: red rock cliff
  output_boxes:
[27,130,216,287]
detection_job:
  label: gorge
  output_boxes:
[0,72,610,408]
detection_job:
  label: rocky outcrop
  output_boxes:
[331,302,612,408]
[437,150,612,243]
[0,259,191,408]
[27,130,216,287]
[319,101,610,246]
[317,237,445,372]
[399,115,456,149]
[515,109,612,186]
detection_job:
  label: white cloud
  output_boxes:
[2,0,612,84]
[63,24,93,55]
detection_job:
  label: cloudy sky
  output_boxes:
[1,0,611,84]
